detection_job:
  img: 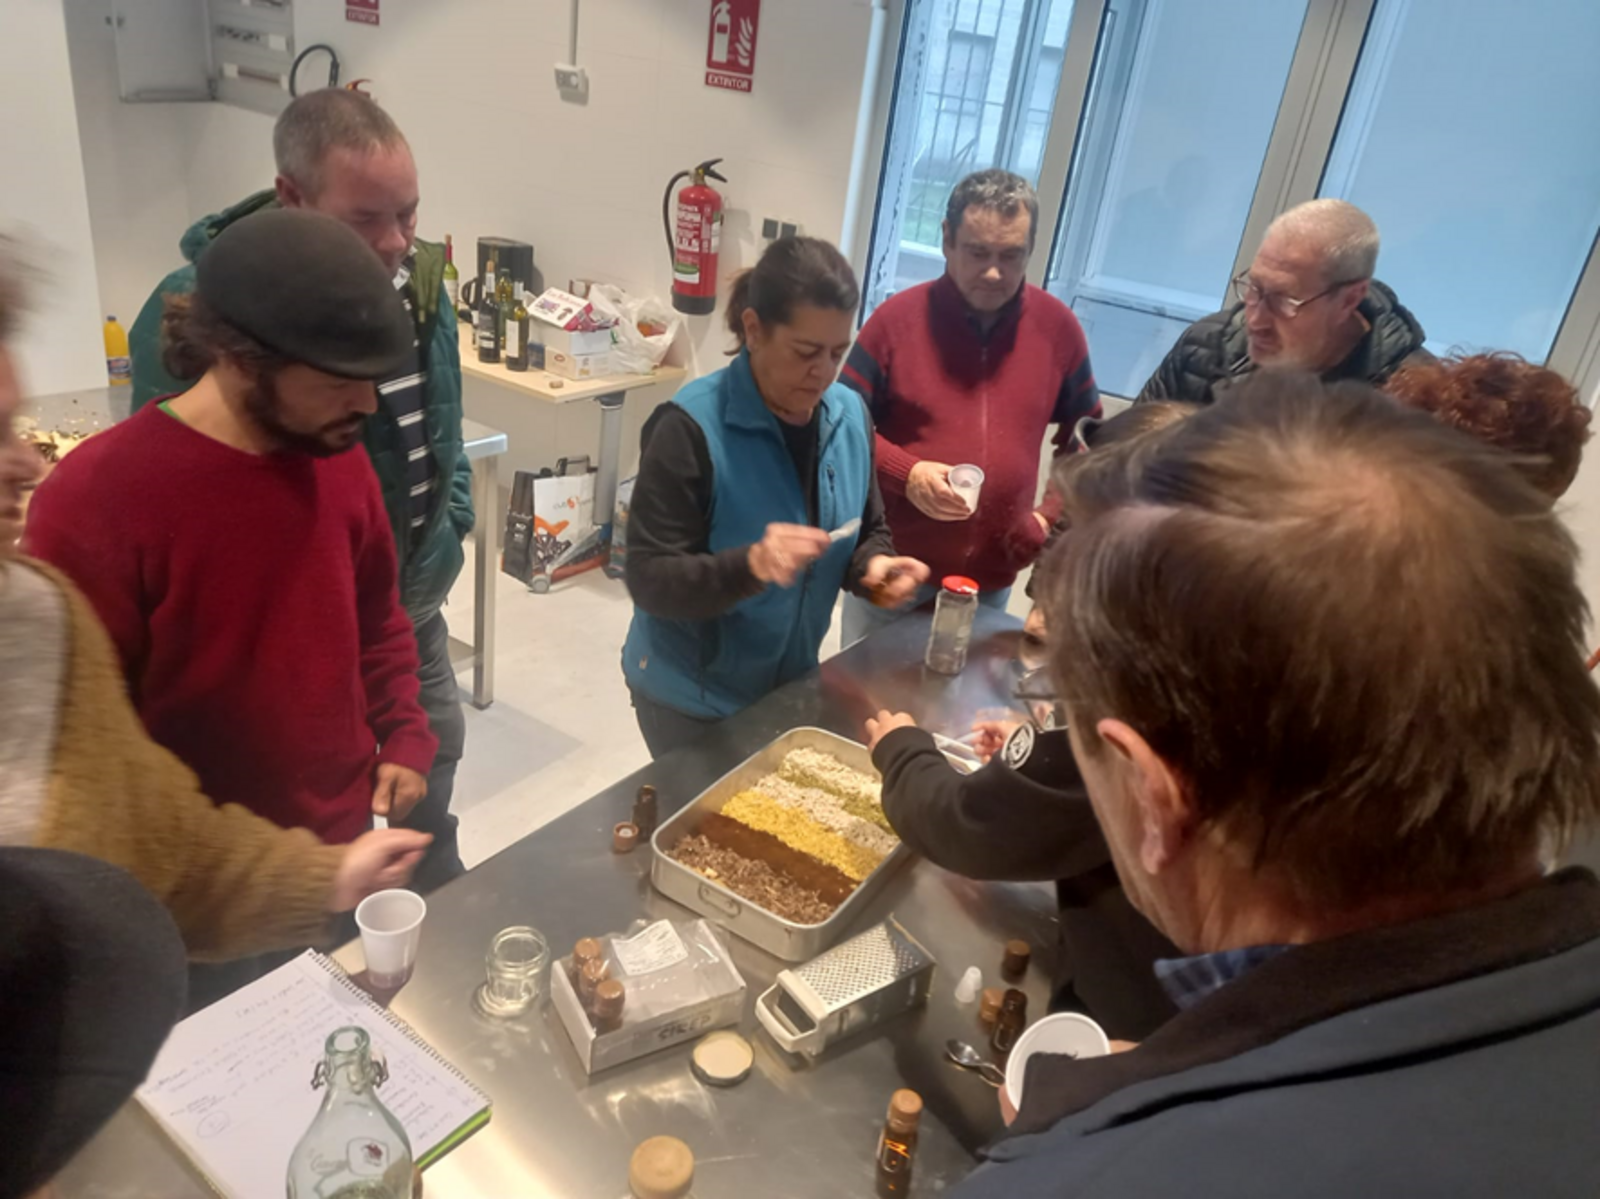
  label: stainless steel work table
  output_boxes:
[59,607,1058,1198]
[455,417,508,709]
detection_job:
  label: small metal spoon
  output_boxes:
[945,1039,1005,1087]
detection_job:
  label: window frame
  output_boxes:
[855,0,1600,401]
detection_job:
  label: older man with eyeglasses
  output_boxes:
[1136,199,1432,405]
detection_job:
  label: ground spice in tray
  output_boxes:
[668,816,856,926]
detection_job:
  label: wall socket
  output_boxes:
[761,217,802,241]
[554,63,589,102]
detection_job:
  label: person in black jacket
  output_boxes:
[867,716,1180,1040]
[1136,198,1431,406]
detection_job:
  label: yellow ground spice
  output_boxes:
[721,790,886,882]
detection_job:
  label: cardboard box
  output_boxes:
[529,287,615,379]
[543,342,614,380]
[551,920,747,1074]
[528,287,593,329]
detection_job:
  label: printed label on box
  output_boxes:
[613,921,689,976]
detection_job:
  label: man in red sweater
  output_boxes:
[840,169,1100,645]
[26,210,438,858]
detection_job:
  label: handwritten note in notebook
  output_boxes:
[137,950,490,1198]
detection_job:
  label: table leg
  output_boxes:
[594,390,626,550]
[471,454,499,709]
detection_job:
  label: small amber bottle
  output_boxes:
[875,1088,922,1197]
[571,937,603,988]
[593,979,627,1034]
[633,784,659,839]
[991,988,1029,1056]
[579,957,609,1013]
[1001,939,1031,981]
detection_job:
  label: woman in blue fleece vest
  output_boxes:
[621,237,928,757]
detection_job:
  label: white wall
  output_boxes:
[290,0,875,369]
[62,0,199,332]
[3,0,106,395]
[66,0,879,482]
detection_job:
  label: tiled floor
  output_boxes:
[443,542,1033,867]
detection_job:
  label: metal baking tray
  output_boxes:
[650,727,912,962]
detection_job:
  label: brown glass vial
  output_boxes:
[633,785,659,839]
[578,957,609,1013]
[991,988,1029,1056]
[571,937,603,988]
[875,1088,923,1197]
[1001,939,1031,981]
[979,986,1005,1028]
[593,979,627,1034]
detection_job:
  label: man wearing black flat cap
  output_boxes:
[131,90,471,896]
[26,209,438,1003]
[0,847,186,1198]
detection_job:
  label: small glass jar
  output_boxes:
[925,575,980,675]
[476,925,549,1018]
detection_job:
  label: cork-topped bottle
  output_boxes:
[875,1088,922,1197]
[633,784,659,840]
[571,937,603,988]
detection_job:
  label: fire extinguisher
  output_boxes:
[663,158,728,315]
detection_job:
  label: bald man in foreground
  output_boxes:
[954,374,1600,1197]
[1137,198,1432,405]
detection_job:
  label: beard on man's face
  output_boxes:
[241,372,366,458]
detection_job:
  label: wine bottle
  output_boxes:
[476,255,501,364]
[443,234,461,320]
[506,289,530,372]
[496,269,514,352]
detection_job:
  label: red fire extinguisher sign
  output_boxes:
[705,0,760,93]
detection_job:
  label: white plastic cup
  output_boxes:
[355,888,427,990]
[1004,1011,1110,1111]
[948,464,985,515]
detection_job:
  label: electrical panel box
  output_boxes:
[112,0,296,117]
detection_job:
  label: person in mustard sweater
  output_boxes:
[0,237,429,961]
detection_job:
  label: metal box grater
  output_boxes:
[754,917,936,1057]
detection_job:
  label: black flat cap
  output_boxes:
[0,848,187,1196]
[195,207,414,380]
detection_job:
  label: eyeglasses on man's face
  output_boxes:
[1231,273,1365,320]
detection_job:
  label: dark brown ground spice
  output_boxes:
[669,834,839,925]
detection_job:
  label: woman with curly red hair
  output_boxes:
[1386,351,1591,501]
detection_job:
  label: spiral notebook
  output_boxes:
[136,950,491,1198]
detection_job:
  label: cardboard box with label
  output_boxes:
[530,287,616,380]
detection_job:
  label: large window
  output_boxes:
[1047,0,1309,397]
[1318,0,1600,362]
[863,0,1075,310]
[865,0,1600,400]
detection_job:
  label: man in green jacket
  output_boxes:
[129,89,471,891]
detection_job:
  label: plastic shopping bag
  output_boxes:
[590,284,681,374]
[502,462,600,587]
